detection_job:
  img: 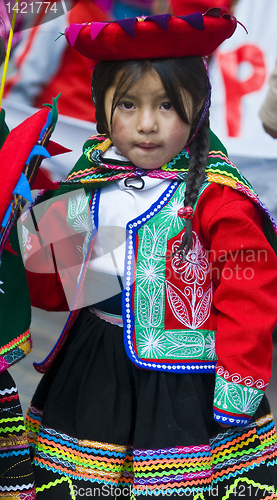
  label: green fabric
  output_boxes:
[0,227,31,359]
[0,109,9,150]
[214,373,264,419]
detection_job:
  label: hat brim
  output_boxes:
[65,10,237,61]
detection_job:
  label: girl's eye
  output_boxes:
[161,102,173,110]
[119,101,134,110]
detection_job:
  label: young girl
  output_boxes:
[22,9,277,500]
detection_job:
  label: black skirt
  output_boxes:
[26,308,277,500]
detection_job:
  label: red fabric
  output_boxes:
[170,0,231,16]
[46,140,72,158]
[32,167,58,191]
[66,11,237,61]
[25,197,84,311]
[0,107,49,224]
[195,183,277,389]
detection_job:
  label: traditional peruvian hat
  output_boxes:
[65,8,237,61]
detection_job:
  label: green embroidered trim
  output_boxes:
[222,478,276,500]
[0,416,24,423]
[134,182,217,363]
[36,476,76,499]
[136,328,217,360]
[206,162,254,190]
[213,373,264,417]
[161,147,189,169]
[193,493,205,500]
[0,425,25,433]
[64,130,255,196]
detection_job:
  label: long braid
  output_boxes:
[177,112,210,258]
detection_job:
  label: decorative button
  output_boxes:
[177,206,193,219]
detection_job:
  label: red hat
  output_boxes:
[65,9,237,61]
[170,0,232,16]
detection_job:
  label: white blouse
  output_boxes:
[85,147,171,307]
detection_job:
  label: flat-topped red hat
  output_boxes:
[64,8,237,61]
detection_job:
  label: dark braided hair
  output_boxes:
[92,57,211,256]
[177,112,210,257]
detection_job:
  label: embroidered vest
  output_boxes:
[65,180,216,373]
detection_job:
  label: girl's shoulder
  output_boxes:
[203,131,277,253]
[206,130,260,206]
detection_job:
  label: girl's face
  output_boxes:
[104,68,194,170]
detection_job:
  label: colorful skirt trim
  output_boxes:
[25,310,277,499]
[26,405,277,499]
[0,370,35,499]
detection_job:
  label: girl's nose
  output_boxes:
[137,108,158,134]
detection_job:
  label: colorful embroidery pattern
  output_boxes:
[210,415,277,489]
[0,381,35,498]
[124,181,217,373]
[213,374,264,426]
[26,406,277,498]
[169,231,213,330]
[61,134,277,238]
[26,407,132,486]
[132,444,213,495]
[0,329,31,372]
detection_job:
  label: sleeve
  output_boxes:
[196,184,277,426]
[22,195,84,312]
[259,60,277,134]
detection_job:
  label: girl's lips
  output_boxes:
[136,143,159,149]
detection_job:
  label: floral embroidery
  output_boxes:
[160,188,186,230]
[68,192,90,219]
[136,260,164,288]
[171,231,210,285]
[137,283,163,328]
[141,223,170,260]
[136,328,167,358]
[206,332,217,359]
[167,232,212,330]
[214,374,264,418]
